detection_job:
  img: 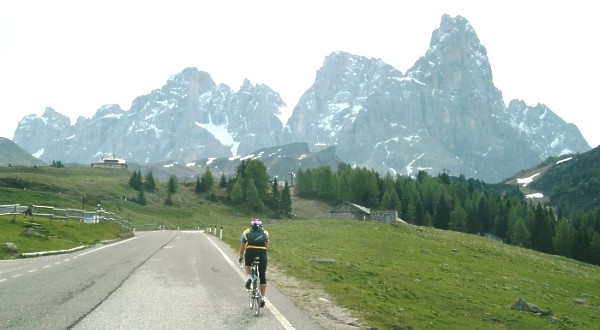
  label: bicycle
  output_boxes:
[247,256,263,316]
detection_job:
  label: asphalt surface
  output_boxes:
[0,230,323,329]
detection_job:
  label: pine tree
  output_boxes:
[553,220,576,257]
[281,181,292,217]
[433,194,450,230]
[200,168,214,193]
[168,175,177,194]
[129,170,142,190]
[164,192,174,206]
[589,232,600,265]
[316,166,335,202]
[144,171,156,192]
[511,218,531,248]
[195,177,202,193]
[219,172,227,188]
[136,188,146,205]
[380,188,399,211]
[270,177,281,211]
[477,195,491,234]
[449,204,467,232]
[230,181,243,203]
[245,178,265,212]
[296,168,313,198]
[531,203,554,254]
[245,160,269,201]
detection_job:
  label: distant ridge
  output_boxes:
[0,137,46,167]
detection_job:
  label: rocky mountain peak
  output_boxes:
[411,14,494,97]
[11,14,591,183]
[91,104,124,120]
[163,67,216,93]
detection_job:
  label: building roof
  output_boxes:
[330,202,371,214]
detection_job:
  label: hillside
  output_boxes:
[0,137,46,167]
[503,145,600,215]
[1,167,599,329]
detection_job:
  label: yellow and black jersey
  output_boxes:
[240,228,269,249]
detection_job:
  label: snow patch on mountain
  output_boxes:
[195,120,238,155]
[276,105,292,125]
[33,148,44,158]
[517,173,540,187]
[526,193,544,199]
[556,157,572,164]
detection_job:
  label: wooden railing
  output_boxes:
[0,204,131,229]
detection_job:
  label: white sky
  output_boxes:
[1,1,598,148]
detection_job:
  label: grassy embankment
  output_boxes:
[2,167,599,329]
[0,166,238,258]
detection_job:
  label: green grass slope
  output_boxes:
[1,167,599,329]
[0,166,240,257]
[222,220,600,329]
[0,137,46,167]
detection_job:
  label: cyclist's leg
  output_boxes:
[258,250,268,297]
[244,249,257,289]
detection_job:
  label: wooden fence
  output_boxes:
[0,204,131,229]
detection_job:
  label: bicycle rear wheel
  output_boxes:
[251,280,261,316]
[251,293,260,315]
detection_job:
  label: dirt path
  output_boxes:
[268,264,366,330]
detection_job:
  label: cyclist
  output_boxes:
[238,218,269,307]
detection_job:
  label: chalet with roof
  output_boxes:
[329,202,371,220]
[329,201,406,224]
[91,157,127,169]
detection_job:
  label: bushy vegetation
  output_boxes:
[295,165,600,266]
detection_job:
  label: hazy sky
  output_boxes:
[1,1,598,148]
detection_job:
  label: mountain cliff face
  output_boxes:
[12,14,590,182]
[14,68,285,165]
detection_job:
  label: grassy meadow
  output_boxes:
[219,219,600,329]
[2,166,600,329]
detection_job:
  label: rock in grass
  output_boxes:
[511,298,553,316]
[2,242,18,252]
[309,258,336,264]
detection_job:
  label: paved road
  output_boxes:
[0,231,323,329]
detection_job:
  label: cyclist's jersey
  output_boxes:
[241,228,269,249]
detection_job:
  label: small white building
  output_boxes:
[91,157,127,169]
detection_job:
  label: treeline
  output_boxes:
[222,159,292,218]
[128,169,162,205]
[127,160,293,218]
[295,164,600,266]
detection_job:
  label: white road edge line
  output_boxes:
[206,235,296,330]
[78,236,138,256]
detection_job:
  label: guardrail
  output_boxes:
[0,204,131,229]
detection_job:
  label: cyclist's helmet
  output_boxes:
[250,218,263,230]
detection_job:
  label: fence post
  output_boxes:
[219,226,223,240]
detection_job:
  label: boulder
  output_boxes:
[511,298,553,316]
[2,242,18,252]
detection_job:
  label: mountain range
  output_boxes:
[11,14,590,183]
